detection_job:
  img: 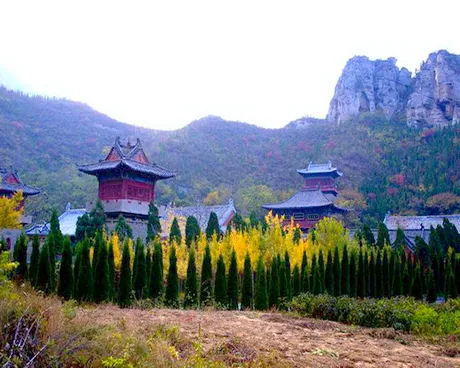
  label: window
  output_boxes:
[293,213,305,220]
[307,214,320,220]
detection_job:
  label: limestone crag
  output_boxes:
[327,56,413,124]
[407,50,460,128]
[327,50,460,128]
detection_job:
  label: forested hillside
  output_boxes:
[0,86,459,225]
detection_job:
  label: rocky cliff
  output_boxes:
[327,50,460,128]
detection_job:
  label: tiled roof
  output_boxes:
[78,137,176,180]
[0,167,40,196]
[384,214,460,231]
[262,189,346,210]
[297,161,342,177]
[159,198,236,235]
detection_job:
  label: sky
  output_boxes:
[0,0,459,130]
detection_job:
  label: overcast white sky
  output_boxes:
[0,1,458,130]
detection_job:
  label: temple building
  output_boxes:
[262,161,347,231]
[0,167,40,250]
[78,137,176,239]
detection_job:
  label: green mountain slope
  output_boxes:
[0,87,459,225]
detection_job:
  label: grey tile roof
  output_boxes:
[297,161,342,177]
[262,189,346,210]
[159,199,236,234]
[0,167,40,196]
[384,214,460,231]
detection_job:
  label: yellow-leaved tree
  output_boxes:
[0,191,24,229]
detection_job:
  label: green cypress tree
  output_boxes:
[200,244,213,306]
[325,250,334,295]
[146,202,161,242]
[241,253,253,310]
[36,242,52,294]
[341,245,350,295]
[349,251,357,297]
[165,245,179,307]
[269,257,279,308]
[363,250,370,297]
[47,232,56,291]
[300,251,309,292]
[312,259,322,295]
[58,236,74,300]
[279,256,288,305]
[357,248,364,297]
[206,212,220,240]
[185,216,201,247]
[292,264,301,297]
[29,235,40,286]
[150,241,164,300]
[214,254,227,307]
[108,240,115,301]
[376,222,390,248]
[411,263,424,300]
[392,253,402,297]
[284,251,291,301]
[444,252,457,300]
[402,263,411,296]
[375,249,383,298]
[92,231,103,270]
[93,239,110,303]
[15,232,28,280]
[317,249,325,294]
[115,215,133,242]
[426,268,437,303]
[333,246,341,296]
[227,249,239,310]
[145,246,152,293]
[88,199,107,237]
[132,237,141,285]
[362,224,375,246]
[49,208,64,253]
[394,228,406,251]
[382,250,390,297]
[255,256,268,310]
[389,251,396,296]
[293,227,302,244]
[369,250,376,297]
[134,241,147,299]
[169,217,182,245]
[118,240,132,308]
[184,248,198,308]
[310,253,317,292]
[76,238,93,302]
[73,243,81,296]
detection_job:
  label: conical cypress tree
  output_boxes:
[292,264,301,297]
[284,251,291,301]
[389,251,396,296]
[169,217,182,245]
[93,239,110,303]
[318,249,325,294]
[349,251,357,297]
[369,250,376,297]
[394,228,406,251]
[165,245,179,307]
[241,253,253,309]
[310,253,317,292]
[269,257,280,308]
[132,238,141,285]
[341,245,350,295]
[36,242,52,294]
[375,249,383,298]
[312,259,322,295]
[411,263,424,300]
[15,233,28,280]
[108,240,115,301]
[146,202,161,242]
[363,250,370,297]
[382,250,390,297]
[301,251,309,292]
[29,235,40,286]
[184,249,198,308]
[150,241,164,300]
[279,256,288,305]
[73,243,81,296]
[214,254,227,306]
[376,222,390,248]
[444,252,457,301]
[325,250,334,295]
[206,212,220,240]
[185,216,201,247]
[92,231,103,270]
[426,268,437,303]
[134,242,147,299]
[392,253,402,297]
[255,256,268,310]
[227,250,239,310]
[357,248,364,297]
[402,264,411,296]
[333,246,341,296]
[200,244,213,306]
[58,236,74,300]
[145,246,152,292]
[118,240,132,308]
[76,238,93,302]
[47,233,56,291]
[293,227,302,244]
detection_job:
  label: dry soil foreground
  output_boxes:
[76,306,460,367]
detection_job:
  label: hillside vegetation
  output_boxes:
[0,87,459,224]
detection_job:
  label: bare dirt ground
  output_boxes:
[76,306,460,367]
